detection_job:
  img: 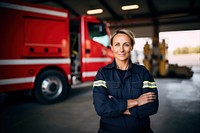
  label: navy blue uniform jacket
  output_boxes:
[93,60,159,133]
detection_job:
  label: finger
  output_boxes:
[152,95,157,99]
[147,95,156,100]
[148,99,155,102]
[144,92,155,96]
[147,92,155,95]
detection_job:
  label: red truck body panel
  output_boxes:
[0,1,113,94]
[0,1,70,92]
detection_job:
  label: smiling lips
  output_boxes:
[118,53,126,56]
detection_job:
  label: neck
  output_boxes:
[116,59,129,70]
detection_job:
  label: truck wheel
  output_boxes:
[34,70,70,104]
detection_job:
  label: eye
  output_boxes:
[124,43,130,47]
[114,43,120,46]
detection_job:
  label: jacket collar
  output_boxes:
[105,59,139,73]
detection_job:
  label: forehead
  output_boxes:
[113,33,131,42]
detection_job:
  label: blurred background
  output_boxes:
[0,0,200,133]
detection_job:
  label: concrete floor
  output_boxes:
[0,69,200,133]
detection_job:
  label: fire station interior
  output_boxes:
[0,0,200,133]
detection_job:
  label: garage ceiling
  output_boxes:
[22,0,200,37]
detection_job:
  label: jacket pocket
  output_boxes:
[106,81,121,98]
[131,81,143,98]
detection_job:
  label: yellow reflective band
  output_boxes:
[93,80,107,88]
[143,81,157,88]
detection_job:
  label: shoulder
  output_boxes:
[131,63,148,73]
[95,63,114,80]
[132,64,155,80]
[98,63,114,73]
[98,61,115,70]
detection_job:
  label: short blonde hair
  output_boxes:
[110,29,135,46]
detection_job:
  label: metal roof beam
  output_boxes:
[29,0,51,4]
[110,18,200,29]
[145,0,158,20]
[190,0,200,19]
[52,0,79,17]
[145,0,159,45]
[189,0,196,13]
[98,0,122,21]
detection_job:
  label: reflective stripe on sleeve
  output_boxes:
[143,81,157,88]
[93,80,107,88]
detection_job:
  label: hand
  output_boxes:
[127,92,156,109]
[136,92,156,106]
[108,95,113,99]
[123,109,131,115]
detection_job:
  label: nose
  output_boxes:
[120,45,124,52]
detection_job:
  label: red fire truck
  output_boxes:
[0,1,113,104]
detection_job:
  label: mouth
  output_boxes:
[118,54,126,57]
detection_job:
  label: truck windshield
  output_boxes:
[88,22,109,48]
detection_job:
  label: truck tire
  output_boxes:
[34,69,70,104]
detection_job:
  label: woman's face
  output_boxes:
[111,33,133,62]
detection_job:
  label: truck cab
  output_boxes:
[70,16,113,84]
